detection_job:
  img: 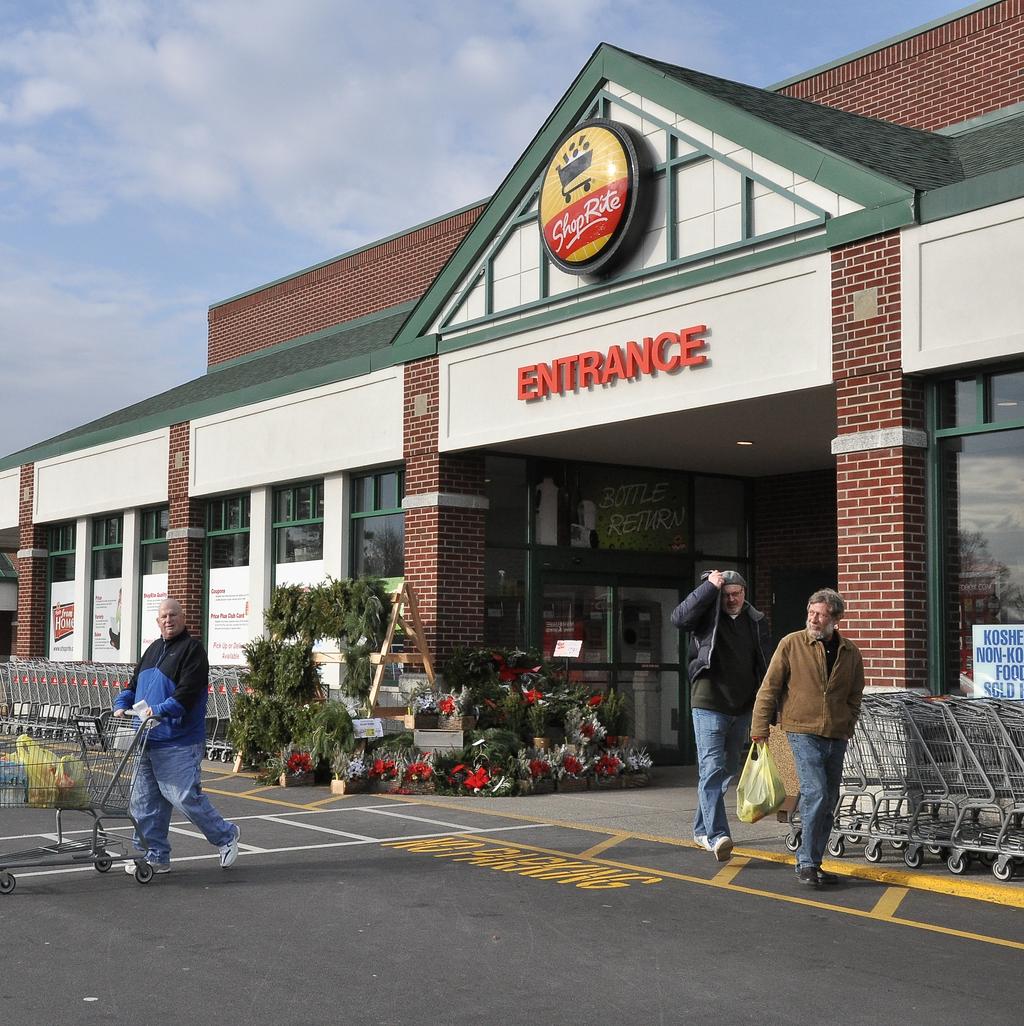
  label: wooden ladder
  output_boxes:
[366,582,436,714]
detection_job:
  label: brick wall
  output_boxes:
[831,234,928,688]
[752,469,838,637]
[402,359,486,663]
[779,0,1024,131]
[207,204,484,366]
[167,422,204,636]
[15,463,47,658]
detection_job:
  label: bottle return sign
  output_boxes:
[972,625,1024,698]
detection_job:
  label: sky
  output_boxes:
[0,0,971,458]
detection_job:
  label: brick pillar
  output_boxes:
[832,233,928,688]
[403,359,486,664]
[15,463,47,658]
[167,422,205,637]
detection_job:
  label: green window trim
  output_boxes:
[91,514,123,552]
[208,494,252,536]
[139,506,170,545]
[272,481,324,529]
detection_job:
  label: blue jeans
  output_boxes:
[692,708,751,844]
[787,732,847,871]
[130,743,235,864]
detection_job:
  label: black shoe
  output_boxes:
[816,869,840,885]
[796,866,820,887]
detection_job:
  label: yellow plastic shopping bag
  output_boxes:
[16,735,61,807]
[736,741,787,824]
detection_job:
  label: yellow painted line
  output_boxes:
[871,886,910,918]
[712,856,750,884]
[203,786,329,811]
[578,834,629,859]
[436,835,1024,951]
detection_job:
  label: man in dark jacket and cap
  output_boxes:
[671,570,771,860]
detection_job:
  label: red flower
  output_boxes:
[438,696,457,715]
[370,758,397,780]
[523,688,543,706]
[529,759,551,780]
[286,752,313,775]
[404,761,433,782]
[588,694,604,707]
[563,756,583,776]
[464,766,491,791]
[580,722,595,739]
[596,754,622,777]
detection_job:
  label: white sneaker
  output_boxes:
[712,836,734,862]
[219,824,240,869]
[124,859,171,875]
[694,835,712,851]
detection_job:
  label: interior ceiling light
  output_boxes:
[736,440,754,446]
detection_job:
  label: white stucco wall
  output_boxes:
[34,430,169,522]
[0,469,19,530]
[439,252,831,451]
[189,369,402,496]
[903,197,1024,373]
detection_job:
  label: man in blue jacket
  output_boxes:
[113,598,240,874]
[671,570,771,860]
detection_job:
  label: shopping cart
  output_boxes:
[0,712,159,894]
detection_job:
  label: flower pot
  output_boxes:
[279,772,315,787]
[402,714,439,729]
[557,776,590,793]
[519,777,555,795]
[371,778,402,793]
[622,771,651,788]
[531,737,552,751]
[330,778,369,795]
[396,779,436,795]
[593,774,624,790]
[438,714,476,731]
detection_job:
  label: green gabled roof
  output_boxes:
[624,51,965,192]
[954,112,1024,178]
[0,301,416,472]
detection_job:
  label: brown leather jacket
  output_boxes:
[750,629,865,741]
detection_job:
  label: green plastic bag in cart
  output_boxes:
[736,741,786,824]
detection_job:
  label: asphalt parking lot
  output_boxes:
[3,767,1024,1025]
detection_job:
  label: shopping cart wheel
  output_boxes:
[889,839,908,852]
[133,861,155,884]
[978,852,997,868]
[863,839,883,863]
[826,836,845,858]
[946,851,969,875]
[0,872,15,895]
[94,855,113,873]
[903,845,924,869]
[992,857,1015,882]
[784,830,801,852]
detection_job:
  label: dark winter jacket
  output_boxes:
[671,578,772,713]
[113,629,209,747]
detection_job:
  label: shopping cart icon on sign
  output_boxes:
[557,136,593,203]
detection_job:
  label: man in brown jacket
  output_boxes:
[751,588,865,888]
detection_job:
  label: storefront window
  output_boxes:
[139,506,169,652]
[351,469,404,580]
[47,523,77,660]
[936,368,1024,696]
[274,481,324,567]
[694,476,747,558]
[91,515,126,661]
[483,547,527,648]
[207,494,251,666]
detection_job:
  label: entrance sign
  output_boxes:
[539,119,653,276]
[517,324,708,401]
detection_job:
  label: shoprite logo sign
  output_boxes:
[517,325,709,401]
[539,119,652,276]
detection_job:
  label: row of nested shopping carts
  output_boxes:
[0,659,246,763]
[822,692,1024,882]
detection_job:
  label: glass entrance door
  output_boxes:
[539,575,686,761]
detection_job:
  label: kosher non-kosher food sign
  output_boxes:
[539,119,652,276]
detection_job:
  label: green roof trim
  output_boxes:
[920,162,1024,222]
[767,2,1000,91]
[209,201,487,310]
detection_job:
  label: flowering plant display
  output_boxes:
[285,751,314,776]
[623,747,654,773]
[409,689,440,715]
[552,744,591,780]
[368,753,401,781]
[437,686,470,717]
[331,751,369,781]
[514,749,553,781]
[403,756,434,783]
[594,752,624,778]
[564,707,606,747]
